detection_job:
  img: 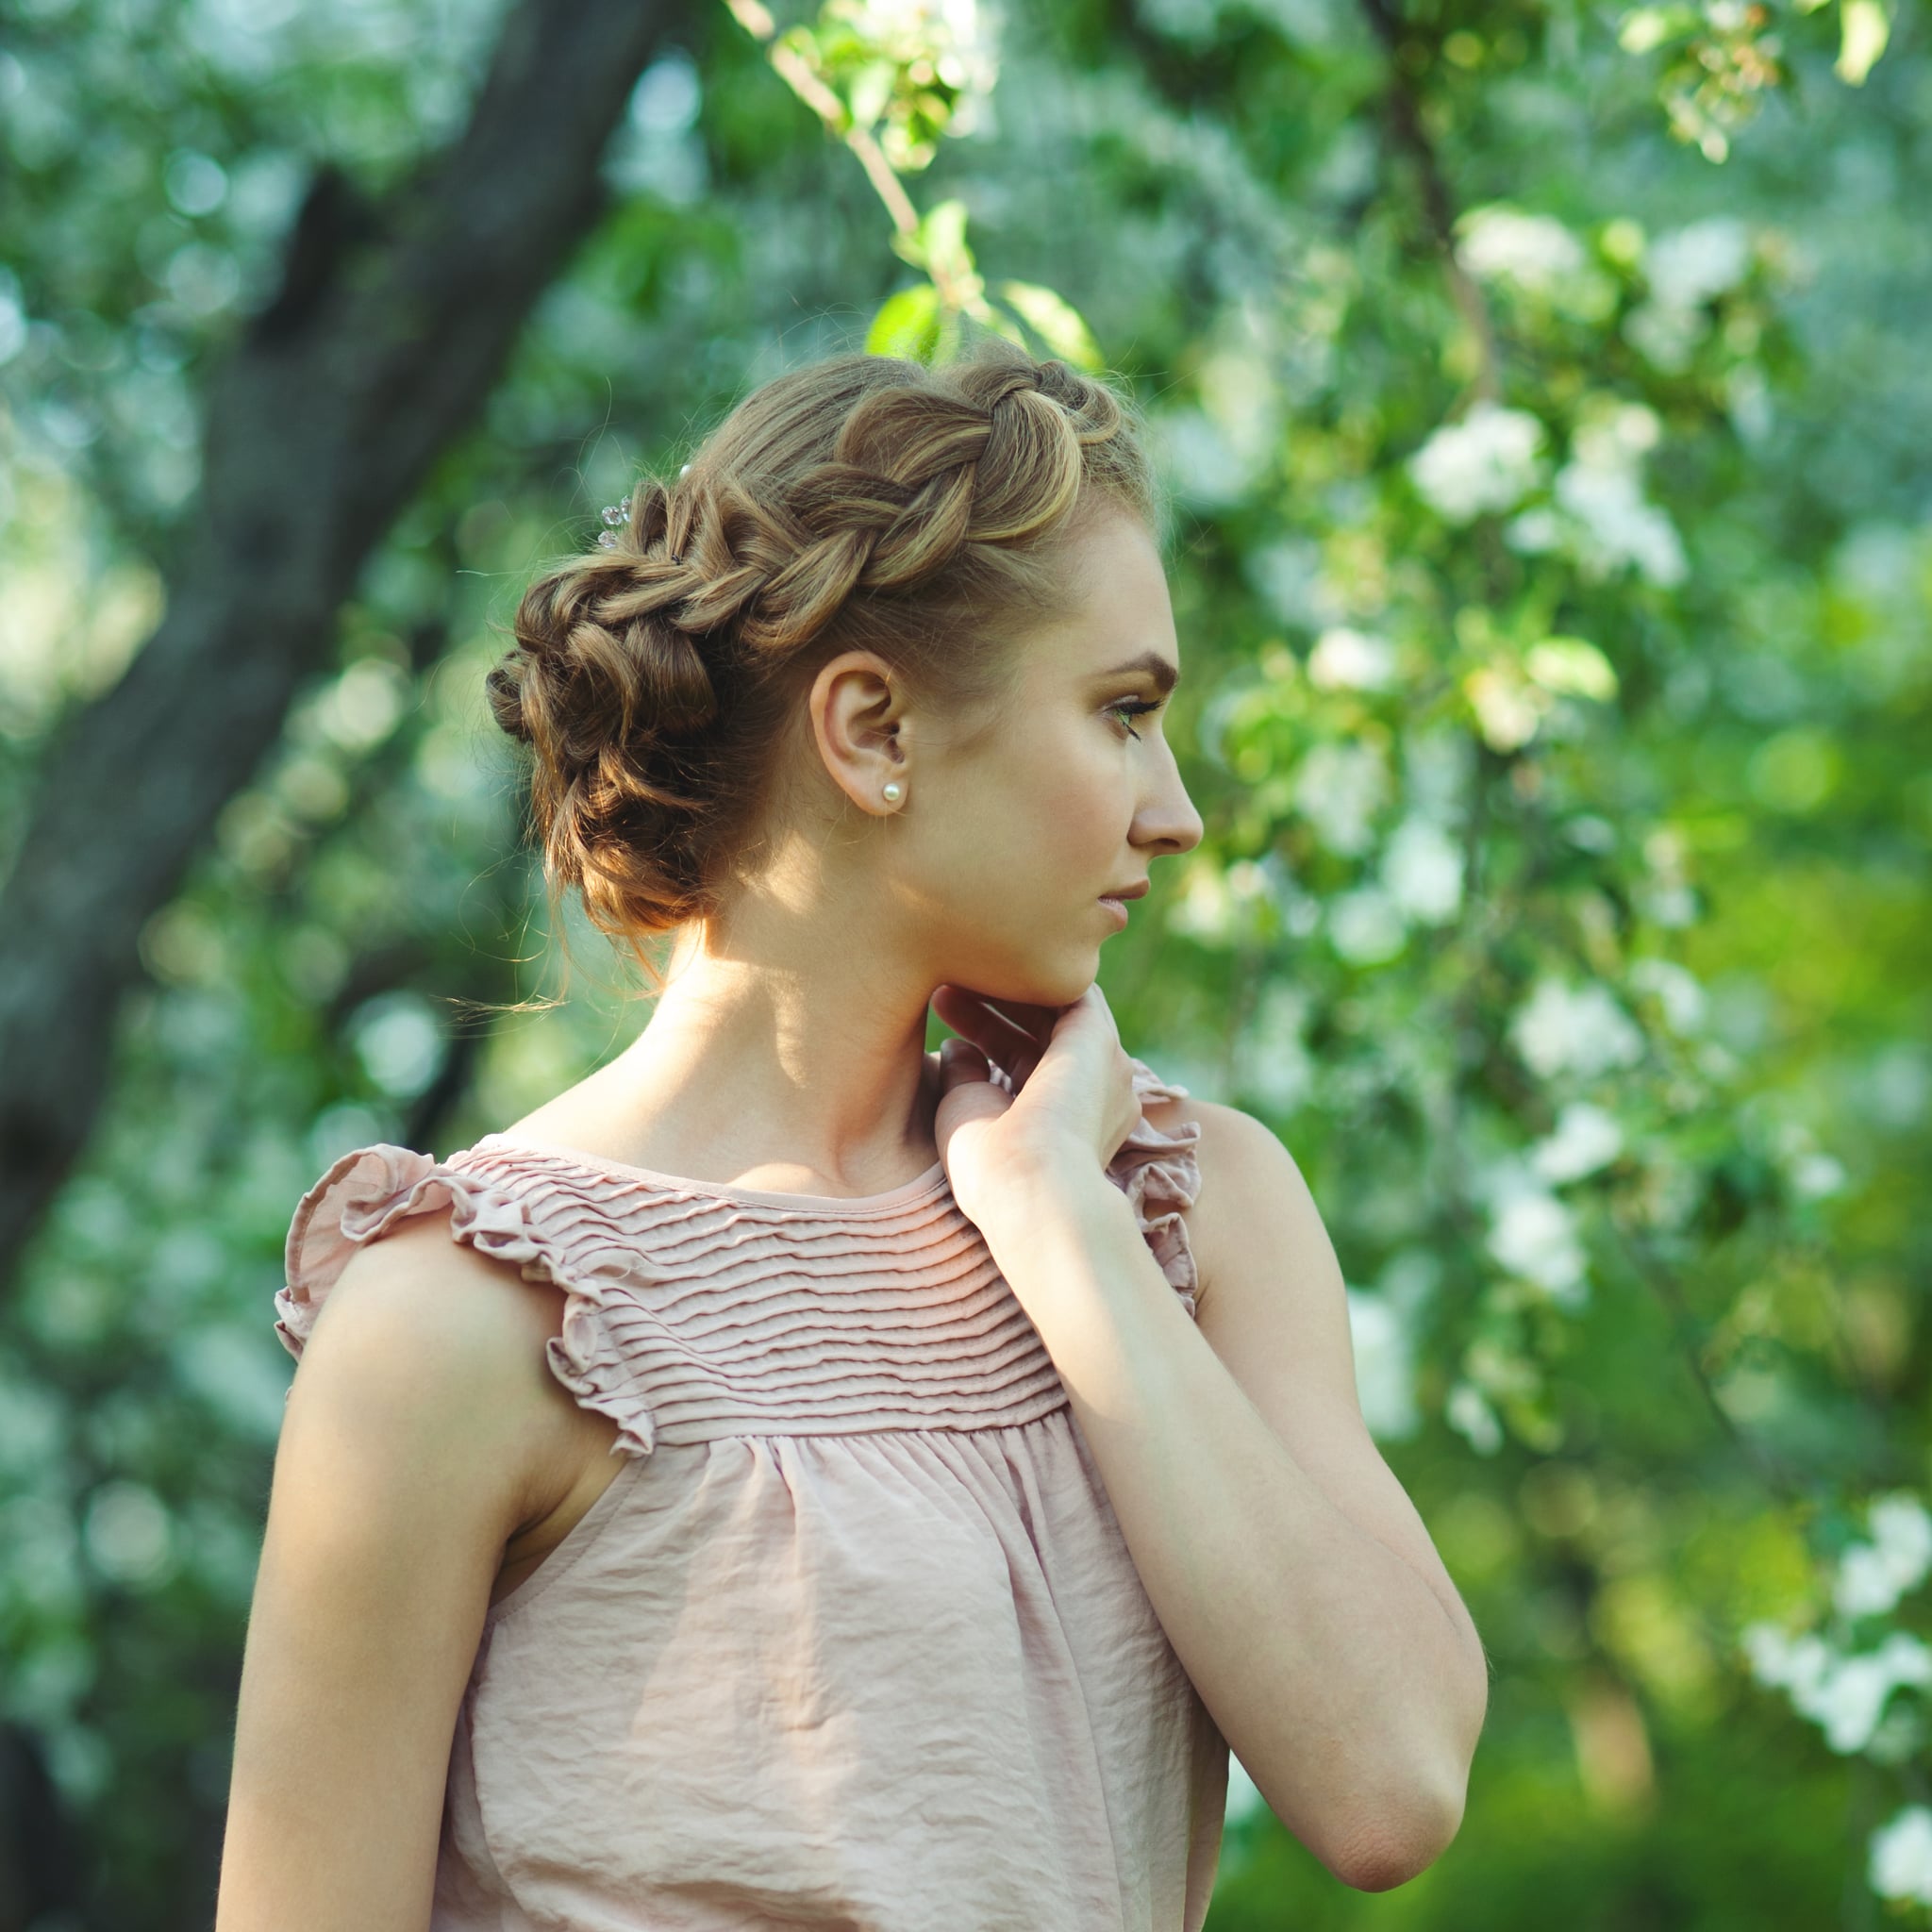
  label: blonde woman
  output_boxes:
[217,334,1487,1930]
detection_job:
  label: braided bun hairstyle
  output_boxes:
[487,332,1163,976]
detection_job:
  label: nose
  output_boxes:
[1134,741,1203,858]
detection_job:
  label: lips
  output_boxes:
[1101,882,1149,901]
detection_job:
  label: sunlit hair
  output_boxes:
[485,327,1165,990]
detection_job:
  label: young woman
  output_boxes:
[217,336,1487,1930]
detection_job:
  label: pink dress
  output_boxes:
[274,1056,1229,1930]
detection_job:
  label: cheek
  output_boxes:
[1031,736,1127,849]
[930,717,1124,889]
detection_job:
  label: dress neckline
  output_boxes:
[470,1133,953,1215]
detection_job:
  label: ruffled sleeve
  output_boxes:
[274,1144,658,1457]
[1105,1056,1204,1319]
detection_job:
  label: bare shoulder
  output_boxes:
[1135,1091,1323,1314]
[225,1219,593,1925]
[296,1215,599,1537]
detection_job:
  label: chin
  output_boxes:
[941,940,1095,1012]
[1006,953,1099,1009]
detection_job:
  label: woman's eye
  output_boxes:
[1108,698,1162,740]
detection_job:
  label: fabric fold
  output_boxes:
[275,1144,658,1458]
[266,1050,1228,1931]
[1106,1056,1205,1317]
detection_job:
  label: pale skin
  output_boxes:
[217,505,1487,1929]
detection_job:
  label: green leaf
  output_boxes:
[1836,0,1890,84]
[993,280,1104,370]
[921,197,972,275]
[890,197,974,279]
[1617,6,1697,54]
[1526,637,1620,701]
[847,58,894,129]
[866,282,942,360]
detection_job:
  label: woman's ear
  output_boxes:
[808,650,911,815]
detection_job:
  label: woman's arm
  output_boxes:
[976,1112,1487,1891]
[217,1218,578,1932]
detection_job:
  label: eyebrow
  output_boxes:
[1095,650,1180,695]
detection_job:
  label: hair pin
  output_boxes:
[596,494,632,551]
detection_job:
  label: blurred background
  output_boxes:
[1,0,1927,1924]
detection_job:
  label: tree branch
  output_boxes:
[0,0,703,1291]
[1354,0,1502,408]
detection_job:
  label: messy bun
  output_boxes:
[487,331,1162,974]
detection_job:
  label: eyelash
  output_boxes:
[1108,698,1165,741]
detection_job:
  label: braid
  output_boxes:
[488,333,1158,964]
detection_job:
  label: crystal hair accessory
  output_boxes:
[595,465,691,549]
[596,495,632,552]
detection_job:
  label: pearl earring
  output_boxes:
[882,780,904,804]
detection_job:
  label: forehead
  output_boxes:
[1021,510,1178,679]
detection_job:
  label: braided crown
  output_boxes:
[487,338,1156,954]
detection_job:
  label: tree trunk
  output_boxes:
[0,0,702,1291]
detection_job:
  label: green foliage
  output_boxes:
[773,0,991,172]
[1616,0,1893,159]
[0,0,1925,1924]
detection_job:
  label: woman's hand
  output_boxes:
[929,982,1143,1229]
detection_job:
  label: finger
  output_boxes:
[935,984,1066,1056]
[929,985,998,1051]
[931,987,1043,1078]
[978,992,1069,1044]
[937,1035,991,1095]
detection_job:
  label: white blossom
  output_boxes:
[1645,217,1753,311]
[1446,1379,1504,1456]
[1293,741,1388,856]
[1502,403,1687,587]
[1504,505,1562,555]
[1628,958,1707,1035]
[1623,299,1704,375]
[1408,404,1547,524]
[1239,982,1315,1114]
[1744,1624,1932,1755]
[1168,861,1233,942]
[1327,886,1406,964]
[1259,851,1323,938]
[1346,1291,1421,1440]
[1307,625,1398,691]
[1741,1622,1833,1697]
[1487,1183,1589,1305]
[1574,402,1663,466]
[1511,977,1646,1081]
[1870,1807,1932,1906]
[1531,1101,1625,1183]
[1457,205,1587,292]
[1552,458,1689,588]
[1873,1496,1932,1577]
[1463,667,1547,753]
[1835,1495,1932,1620]
[1811,1637,1932,1754]
[1400,728,1472,824]
[1197,344,1283,471]
[1381,816,1463,924]
[841,0,1003,134]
